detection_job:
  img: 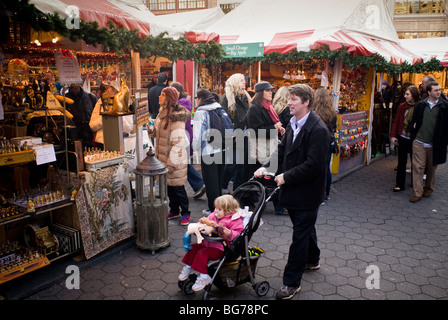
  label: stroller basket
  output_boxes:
[213,247,264,289]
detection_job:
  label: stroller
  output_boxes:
[179,173,279,300]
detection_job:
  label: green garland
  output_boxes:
[203,44,445,74]
[5,0,226,62]
[5,0,445,74]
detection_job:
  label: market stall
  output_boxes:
[186,0,427,175]
[399,37,448,95]
[0,0,226,286]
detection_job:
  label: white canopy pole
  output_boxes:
[332,60,343,110]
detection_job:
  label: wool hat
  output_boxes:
[382,80,389,86]
[255,81,274,92]
[162,87,179,107]
[157,72,168,83]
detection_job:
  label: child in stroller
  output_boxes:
[179,195,244,292]
[179,176,277,299]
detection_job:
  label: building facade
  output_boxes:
[146,0,217,15]
[393,0,448,38]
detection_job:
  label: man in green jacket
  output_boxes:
[409,81,448,203]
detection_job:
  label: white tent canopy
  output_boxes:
[197,0,421,65]
[30,0,182,38]
[400,37,448,67]
[154,7,225,34]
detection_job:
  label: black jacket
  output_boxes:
[264,111,330,210]
[410,97,448,165]
[221,94,250,130]
[148,82,167,118]
[245,103,276,138]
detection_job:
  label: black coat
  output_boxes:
[148,82,167,118]
[221,94,250,130]
[265,111,330,210]
[410,98,448,165]
[245,103,276,138]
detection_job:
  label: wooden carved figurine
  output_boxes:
[111,77,130,114]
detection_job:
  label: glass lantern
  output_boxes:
[134,147,170,253]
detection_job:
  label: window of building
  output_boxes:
[149,0,176,10]
[178,0,206,9]
[394,1,446,15]
[398,31,446,38]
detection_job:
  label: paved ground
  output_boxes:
[2,154,448,300]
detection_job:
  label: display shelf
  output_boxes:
[0,150,35,166]
[0,199,73,227]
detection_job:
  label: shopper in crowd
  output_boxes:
[381,80,393,108]
[245,81,285,181]
[148,72,168,119]
[255,84,330,300]
[66,84,97,148]
[270,85,292,214]
[420,76,447,101]
[390,85,420,193]
[221,73,251,193]
[192,88,225,216]
[273,86,292,138]
[170,82,206,200]
[312,88,337,201]
[409,81,448,203]
[179,194,244,291]
[147,71,159,89]
[147,87,191,224]
[89,83,134,149]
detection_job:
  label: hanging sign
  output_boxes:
[54,50,82,84]
[222,42,264,58]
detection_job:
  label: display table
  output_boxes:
[52,163,134,259]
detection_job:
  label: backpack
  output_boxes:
[206,107,234,145]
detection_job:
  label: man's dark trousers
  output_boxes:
[283,207,320,287]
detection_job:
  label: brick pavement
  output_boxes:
[2,155,448,300]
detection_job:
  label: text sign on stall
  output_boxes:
[222,42,264,58]
[54,50,82,84]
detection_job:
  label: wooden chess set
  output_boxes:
[83,148,127,172]
[7,188,70,211]
[0,241,50,285]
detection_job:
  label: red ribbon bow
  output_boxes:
[60,49,74,58]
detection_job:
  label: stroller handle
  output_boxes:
[250,173,281,202]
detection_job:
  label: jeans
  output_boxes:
[326,153,332,198]
[283,207,320,287]
[167,185,190,215]
[188,164,204,192]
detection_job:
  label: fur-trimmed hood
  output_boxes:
[169,105,191,123]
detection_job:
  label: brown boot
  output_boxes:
[410,195,422,203]
[423,188,433,197]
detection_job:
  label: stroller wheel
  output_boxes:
[182,274,197,295]
[255,281,270,297]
